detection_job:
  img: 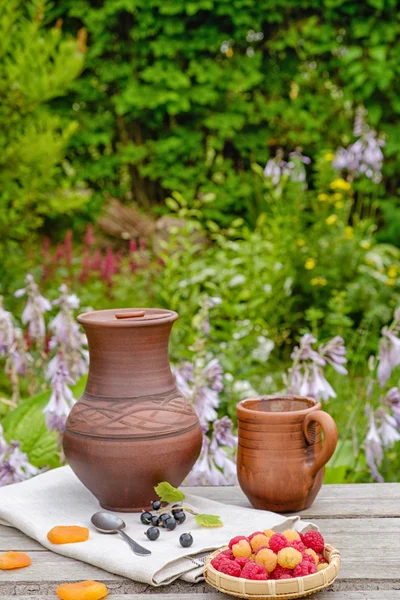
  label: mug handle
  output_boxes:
[303,410,338,476]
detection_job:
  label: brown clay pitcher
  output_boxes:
[63,308,202,512]
[236,395,338,512]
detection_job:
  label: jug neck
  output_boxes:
[83,322,176,398]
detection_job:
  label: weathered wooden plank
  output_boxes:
[2,594,400,600]
[186,483,400,518]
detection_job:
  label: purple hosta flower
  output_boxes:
[264,148,310,186]
[291,334,325,366]
[0,300,14,356]
[319,336,348,375]
[385,387,400,426]
[287,334,347,402]
[364,406,384,483]
[176,357,224,426]
[43,359,76,433]
[185,434,227,486]
[333,111,385,183]
[15,274,51,341]
[186,432,236,486]
[212,416,237,448]
[377,326,400,387]
[378,411,400,448]
[48,284,88,384]
[195,295,222,337]
[0,425,39,487]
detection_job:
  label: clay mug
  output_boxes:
[236,395,338,512]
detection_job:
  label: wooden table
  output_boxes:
[1,483,399,600]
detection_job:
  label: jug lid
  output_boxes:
[77,308,178,328]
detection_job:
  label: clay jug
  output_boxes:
[63,308,202,512]
[236,395,338,512]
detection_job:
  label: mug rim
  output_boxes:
[237,394,321,418]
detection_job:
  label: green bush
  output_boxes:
[50,0,399,234]
[0,0,87,291]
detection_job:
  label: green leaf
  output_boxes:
[195,514,223,528]
[154,481,185,503]
[2,377,87,469]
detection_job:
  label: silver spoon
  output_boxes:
[91,512,151,556]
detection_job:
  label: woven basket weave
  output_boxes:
[204,543,341,600]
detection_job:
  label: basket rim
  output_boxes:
[204,543,340,587]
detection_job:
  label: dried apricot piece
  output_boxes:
[0,551,32,570]
[56,581,108,600]
[47,526,89,545]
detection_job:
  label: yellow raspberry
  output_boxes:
[304,548,319,565]
[282,529,300,542]
[277,547,302,569]
[232,539,252,558]
[255,548,278,573]
[250,534,270,552]
[317,563,328,571]
[263,529,275,539]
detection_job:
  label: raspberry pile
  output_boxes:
[210,529,328,581]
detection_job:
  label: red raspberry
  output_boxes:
[302,531,324,553]
[293,560,317,577]
[211,556,227,570]
[228,535,249,550]
[235,557,250,568]
[248,531,265,541]
[254,546,269,554]
[271,565,293,580]
[317,553,327,564]
[302,552,315,564]
[241,562,268,581]
[217,560,242,577]
[291,540,305,553]
[220,549,235,560]
[269,533,289,553]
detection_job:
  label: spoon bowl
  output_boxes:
[91,512,151,556]
[91,512,126,534]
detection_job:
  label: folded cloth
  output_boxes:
[0,466,317,586]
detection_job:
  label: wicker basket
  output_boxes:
[204,544,341,600]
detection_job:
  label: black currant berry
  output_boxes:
[140,511,153,525]
[158,513,171,526]
[179,532,193,547]
[174,510,186,525]
[152,500,162,511]
[150,515,160,527]
[145,527,160,541]
[164,516,177,531]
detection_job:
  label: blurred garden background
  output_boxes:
[1,0,400,487]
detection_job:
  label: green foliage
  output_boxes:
[154,481,185,503]
[49,0,399,235]
[0,0,87,291]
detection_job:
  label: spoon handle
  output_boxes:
[118,529,151,556]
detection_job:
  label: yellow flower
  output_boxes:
[333,192,343,200]
[387,278,395,286]
[317,193,329,202]
[335,201,344,209]
[344,226,354,239]
[326,214,338,225]
[226,47,233,58]
[330,178,351,191]
[305,258,316,270]
[311,277,328,286]
[296,239,306,247]
[324,152,335,161]
[388,265,398,278]
[361,240,371,249]
[366,258,374,265]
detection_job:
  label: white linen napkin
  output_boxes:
[0,467,317,586]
